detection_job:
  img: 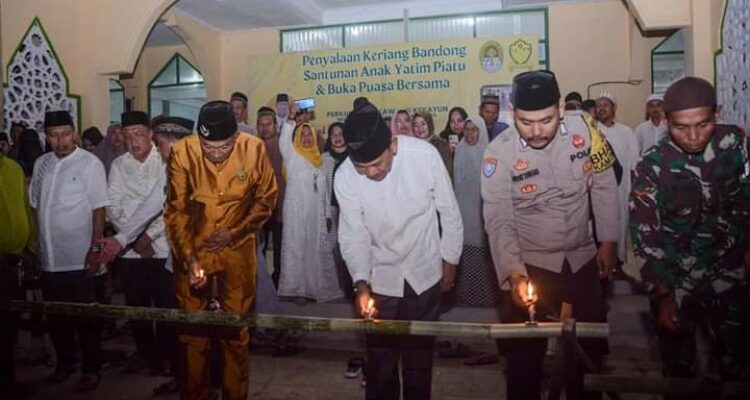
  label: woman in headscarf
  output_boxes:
[94,123,126,174]
[278,121,343,304]
[389,109,413,137]
[452,118,499,307]
[15,128,44,177]
[322,122,352,297]
[439,106,469,153]
[412,111,453,179]
[81,127,103,152]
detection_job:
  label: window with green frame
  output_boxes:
[651,30,685,95]
[110,79,125,123]
[148,54,206,122]
[281,9,549,68]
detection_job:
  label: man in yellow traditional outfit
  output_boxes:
[164,100,277,400]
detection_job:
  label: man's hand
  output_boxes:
[84,250,101,277]
[133,234,155,259]
[354,281,378,319]
[202,228,232,253]
[657,296,679,332]
[440,261,457,292]
[596,241,618,280]
[98,237,123,264]
[509,274,537,308]
[186,257,207,289]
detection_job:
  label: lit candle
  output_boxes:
[526,282,534,302]
[526,281,537,325]
[364,298,375,321]
[198,269,205,279]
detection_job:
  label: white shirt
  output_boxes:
[334,136,463,297]
[599,121,639,261]
[29,147,109,272]
[634,119,668,156]
[107,146,170,259]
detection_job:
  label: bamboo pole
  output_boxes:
[4,300,609,339]
[584,374,750,398]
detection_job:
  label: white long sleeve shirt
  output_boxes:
[29,148,110,272]
[634,120,668,156]
[107,146,169,260]
[334,136,463,297]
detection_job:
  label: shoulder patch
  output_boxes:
[483,157,498,178]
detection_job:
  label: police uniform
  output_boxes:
[482,106,620,399]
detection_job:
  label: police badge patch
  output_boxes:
[483,157,498,178]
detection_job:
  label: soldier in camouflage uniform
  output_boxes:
[630,77,750,384]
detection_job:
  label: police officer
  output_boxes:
[630,77,750,384]
[481,70,620,400]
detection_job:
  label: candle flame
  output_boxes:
[367,298,374,310]
[527,282,533,300]
[198,269,205,278]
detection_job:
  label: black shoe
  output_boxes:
[45,366,75,384]
[74,372,101,392]
[152,378,179,397]
[344,357,364,379]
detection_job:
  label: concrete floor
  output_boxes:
[14,281,663,399]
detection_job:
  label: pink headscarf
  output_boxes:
[389,109,413,137]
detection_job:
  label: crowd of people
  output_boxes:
[0,69,748,400]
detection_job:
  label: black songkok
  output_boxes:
[44,110,74,128]
[343,102,392,163]
[480,94,500,106]
[197,101,237,141]
[662,77,716,113]
[511,70,561,111]
[152,116,194,138]
[231,92,248,106]
[276,93,289,102]
[121,111,150,128]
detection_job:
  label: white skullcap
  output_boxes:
[597,92,617,105]
[647,93,663,103]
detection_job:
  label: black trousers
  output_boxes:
[116,257,177,370]
[263,220,283,288]
[0,255,22,391]
[366,281,441,400]
[41,270,101,373]
[498,258,607,400]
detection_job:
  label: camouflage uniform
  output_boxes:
[630,124,750,379]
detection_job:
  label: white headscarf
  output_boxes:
[453,118,489,247]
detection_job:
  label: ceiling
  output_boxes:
[145,0,605,47]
